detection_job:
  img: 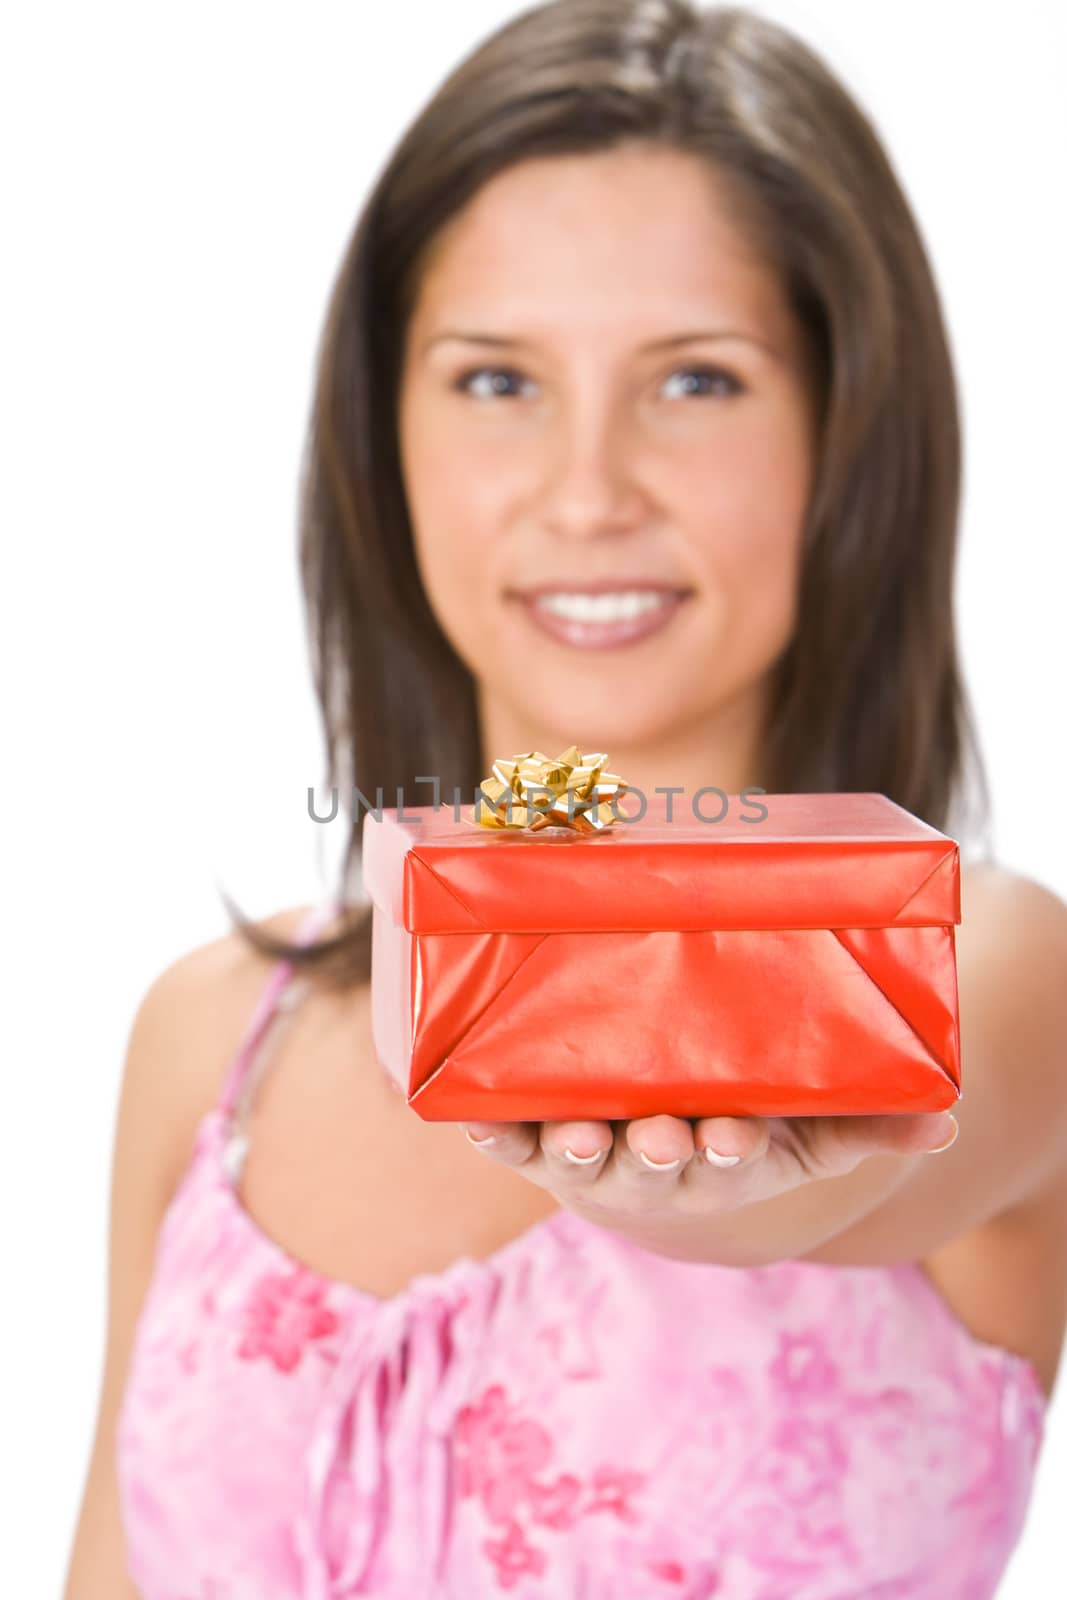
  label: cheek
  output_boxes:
[403,392,513,543]
[677,410,811,660]
[410,515,484,652]
[687,403,812,579]
[402,426,505,662]
[403,380,519,516]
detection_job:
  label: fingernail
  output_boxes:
[639,1151,682,1171]
[925,1114,959,1154]
[465,1127,497,1147]
[704,1147,742,1168]
[563,1146,607,1165]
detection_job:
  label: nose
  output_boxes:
[540,390,648,541]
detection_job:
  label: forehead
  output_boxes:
[408,143,792,347]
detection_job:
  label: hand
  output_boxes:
[460,1109,960,1228]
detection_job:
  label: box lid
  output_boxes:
[361,791,960,934]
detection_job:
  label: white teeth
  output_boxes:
[533,590,674,623]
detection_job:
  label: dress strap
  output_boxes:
[217,899,341,1122]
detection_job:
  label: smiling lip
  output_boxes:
[508,584,693,651]
[510,580,690,598]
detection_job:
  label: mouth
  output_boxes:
[505,583,694,651]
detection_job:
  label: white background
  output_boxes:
[2,2,1064,1593]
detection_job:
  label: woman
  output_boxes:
[65,2,1067,1595]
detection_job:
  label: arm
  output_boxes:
[62,958,195,1598]
[62,907,314,1598]
[796,866,1067,1265]
[634,865,1067,1268]
[464,866,1067,1269]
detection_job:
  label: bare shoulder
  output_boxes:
[958,857,1067,1024]
[960,856,1067,941]
[958,856,1067,1017]
[126,903,323,1200]
[957,858,1067,1209]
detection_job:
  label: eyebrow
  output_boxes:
[421,328,782,361]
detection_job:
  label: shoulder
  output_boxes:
[140,901,320,1005]
[957,860,1067,1206]
[122,903,321,1203]
[958,858,1067,968]
[134,901,319,1036]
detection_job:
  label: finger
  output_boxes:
[462,1121,541,1164]
[614,1114,696,1178]
[690,1115,771,1170]
[539,1120,614,1184]
[797,1110,959,1179]
[865,1110,961,1157]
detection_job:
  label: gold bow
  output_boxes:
[466,745,631,834]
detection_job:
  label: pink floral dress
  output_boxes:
[115,902,1048,1598]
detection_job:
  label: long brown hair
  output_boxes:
[224,0,991,990]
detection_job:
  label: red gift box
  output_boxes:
[361,791,961,1122]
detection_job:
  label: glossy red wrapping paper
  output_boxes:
[361,792,962,1122]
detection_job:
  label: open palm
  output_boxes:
[460,1108,960,1223]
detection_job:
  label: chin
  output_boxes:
[499,688,688,751]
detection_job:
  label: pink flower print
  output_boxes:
[528,1472,583,1530]
[534,1314,602,1379]
[455,1384,554,1524]
[730,1499,810,1581]
[645,1559,722,1597]
[647,1558,687,1583]
[236,1267,338,1373]
[482,1519,547,1590]
[764,1414,850,1505]
[768,1329,839,1400]
[177,1337,199,1375]
[583,1463,646,1523]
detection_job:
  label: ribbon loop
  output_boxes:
[467,743,631,834]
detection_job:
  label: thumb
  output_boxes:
[827,1110,960,1170]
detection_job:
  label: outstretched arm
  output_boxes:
[462,866,1067,1268]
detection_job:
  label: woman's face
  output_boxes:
[398,142,819,768]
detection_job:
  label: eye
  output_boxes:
[452,366,533,400]
[662,365,744,399]
[450,362,744,402]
